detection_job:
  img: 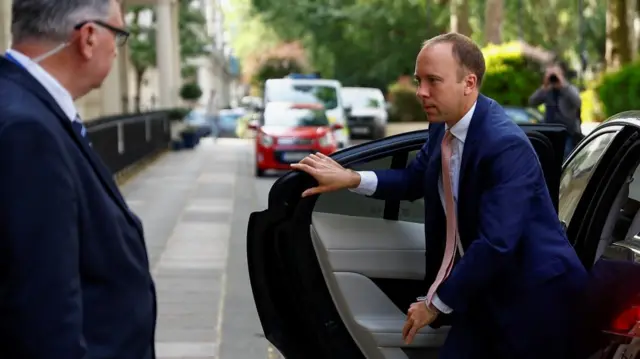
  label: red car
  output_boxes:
[249,102,343,177]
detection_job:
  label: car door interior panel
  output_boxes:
[311,213,426,280]
[310,213,447,359]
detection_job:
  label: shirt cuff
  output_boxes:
[431,294,453,314]
[348,171,378,196]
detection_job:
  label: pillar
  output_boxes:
[0,0,12,52]
[100,53,123,116]
[171,2,182,103]
[156,0,175,108]
[118,44,131,112]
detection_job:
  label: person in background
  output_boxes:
[0,0,156,358]
[529,63,582,158]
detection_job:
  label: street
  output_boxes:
[120,137,289,359]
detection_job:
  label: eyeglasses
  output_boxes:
[74,20,130,47]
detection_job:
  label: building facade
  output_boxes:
[0,0,239,121]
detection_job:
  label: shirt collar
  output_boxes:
[6,49,78,122]
[445,101,476,144]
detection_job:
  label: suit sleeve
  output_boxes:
[369,136,430,201]
[0,120,86,358]
[436,135,537,313]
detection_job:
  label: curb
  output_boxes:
[115,149,169,187]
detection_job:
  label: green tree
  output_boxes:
[127,0,210,112]
[240,0,609,88]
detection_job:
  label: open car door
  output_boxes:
[247,124,567,359]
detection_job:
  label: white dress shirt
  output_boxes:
[350,102,477,314]
[5,49,79,122]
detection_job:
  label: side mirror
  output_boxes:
[331,123,344,131]
[344,106,352,116]
[247,120,259,131]
[385,102,392,111]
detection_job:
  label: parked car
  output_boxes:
[215,108,245,138]
[263,75,350,148]
[247,113,640,359]
[183,108,212,138]
[342,86,389,139]
[503,106,543,124]
[248,102,343,177]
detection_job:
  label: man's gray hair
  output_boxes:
[12,0,112,43]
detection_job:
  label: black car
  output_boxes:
[247,112,640,359]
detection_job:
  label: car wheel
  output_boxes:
[375,127,386,139]
[255,166,265,177]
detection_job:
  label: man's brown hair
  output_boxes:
[422,32,486,87]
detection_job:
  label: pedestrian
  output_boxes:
[529,62,583,158]
[0,1,156,358]
[291,32,587,358]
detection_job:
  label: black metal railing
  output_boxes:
[86,110,171,174]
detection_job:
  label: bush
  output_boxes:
[580,88,605,123]
[387,82,426,122]
[597,61,640,118]
[179,82,203,101]
[167,107,191,121]
[481,42,543,106]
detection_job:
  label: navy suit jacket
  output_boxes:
[371,95,587,349]
[0,58,157,358]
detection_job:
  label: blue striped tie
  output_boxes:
[72,115,91,144]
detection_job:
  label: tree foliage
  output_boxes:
[238,0,608,90]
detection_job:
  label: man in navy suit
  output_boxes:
[0,0,156,358]
[292,33,587,358]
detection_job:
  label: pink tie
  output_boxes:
[426,130,458,304]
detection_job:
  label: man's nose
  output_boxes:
[416,85,430,99]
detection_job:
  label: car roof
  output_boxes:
[265,78,342,87]
[343,87,383,93]
[600,111,640,129]
[265,101,324,110]
[219,108,244,115]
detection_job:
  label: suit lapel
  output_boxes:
[426,124,444,199]
[458,95,490,194]
[0,58,140,234]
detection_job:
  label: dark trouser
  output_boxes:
[564,135,574,160]
[439,273,586,359]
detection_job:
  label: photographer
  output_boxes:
[529,63,582,158]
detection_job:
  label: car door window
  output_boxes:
[399,150,426,223]
[314,156,392,218]
[559,132,617,228]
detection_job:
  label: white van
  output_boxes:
[342,86,388,139]
[263,76,350,148]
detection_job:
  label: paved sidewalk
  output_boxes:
[120,138,268,359]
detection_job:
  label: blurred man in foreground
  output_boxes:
[0,0,156,358]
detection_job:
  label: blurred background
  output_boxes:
[1,0,635,144]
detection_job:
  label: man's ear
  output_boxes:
[464,74,477,96]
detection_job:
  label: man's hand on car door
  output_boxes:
[291,153,361,197]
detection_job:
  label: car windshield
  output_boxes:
[185,110,208,123]
[266,81,339,110]
[264,107,330,127]
[218,113,242,125]
[504,107,543,123]
[342,90,382,109]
